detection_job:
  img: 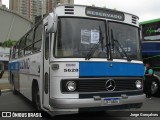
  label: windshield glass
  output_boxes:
[109,22,141,60]
[54,18,107,58]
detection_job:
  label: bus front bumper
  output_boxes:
[49,94,146,109]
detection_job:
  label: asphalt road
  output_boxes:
[0,92,160,120]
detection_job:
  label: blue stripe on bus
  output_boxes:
[141,42,160,57]
[142,51,160,56]
[79,62,144,77]
[8,62,19,71]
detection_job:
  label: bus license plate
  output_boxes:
[103,98,120,105]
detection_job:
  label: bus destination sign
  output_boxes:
[86,7,125,21]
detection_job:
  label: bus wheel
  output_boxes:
[151,79,159,96]
[12,76,18,95]
[35,88,41,111]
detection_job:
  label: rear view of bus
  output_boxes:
[9,5,145,116]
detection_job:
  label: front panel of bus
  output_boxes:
[48,5,145,114]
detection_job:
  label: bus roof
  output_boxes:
[56,4,139,19]
[140,18,160,25]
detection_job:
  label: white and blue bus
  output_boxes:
[9,5,145,116]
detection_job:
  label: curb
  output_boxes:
[1,89,12,93]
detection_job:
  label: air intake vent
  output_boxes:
[132,16,137,24]
[64,6,74,14]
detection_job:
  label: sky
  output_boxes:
[2,0,160,22]
[2,0,9,8]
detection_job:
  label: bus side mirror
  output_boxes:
[47,13,57,33]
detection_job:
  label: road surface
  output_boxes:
[0,92,160,120]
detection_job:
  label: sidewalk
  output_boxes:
[0,71,11,92]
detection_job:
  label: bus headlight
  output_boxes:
[135,80,142,89]
[66,81,76,92]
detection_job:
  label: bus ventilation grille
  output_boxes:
[78,78,138,92]
[132,16,137,24]
[64,6,74,14]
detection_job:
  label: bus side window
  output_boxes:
[25,29,33,55]
[9,48,12,60]
[15,42,19,59]
[18,36,26,57]
[45,32,49,60]
[33,23,42,52]
[12,46,16,59]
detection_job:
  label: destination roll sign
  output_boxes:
[86,7,125,21]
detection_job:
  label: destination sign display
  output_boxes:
[86,7,125,21]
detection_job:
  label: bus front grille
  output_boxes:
[78,78,139,92]
[61,78,142,93]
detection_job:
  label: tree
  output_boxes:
[1,39,16,48]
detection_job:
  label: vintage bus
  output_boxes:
[141,18,160,96]
[9,5,145,116]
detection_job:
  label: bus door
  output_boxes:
[42,26,50,109]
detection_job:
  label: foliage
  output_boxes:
[1,39,16,48]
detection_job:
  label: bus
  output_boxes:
[9,5,145,116]
[141,18,160,96]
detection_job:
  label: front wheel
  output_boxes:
[35,88,41,111]
[151,79,160,96]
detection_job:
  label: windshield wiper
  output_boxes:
[85,26,104,60]
[111,29,131,61]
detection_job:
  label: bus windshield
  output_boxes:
[54,18,141,60]
[54,18,107,58]
[109,22,141,60]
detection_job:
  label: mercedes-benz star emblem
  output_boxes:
[105,79,116,91]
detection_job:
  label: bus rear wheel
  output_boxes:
[12,84,18,95]
[12,75,18,95]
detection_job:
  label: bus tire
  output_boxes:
[12,75,18,95]
[151,78,160,96]
[35,87,41,111]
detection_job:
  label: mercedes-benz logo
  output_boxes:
[105,79,116,91]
